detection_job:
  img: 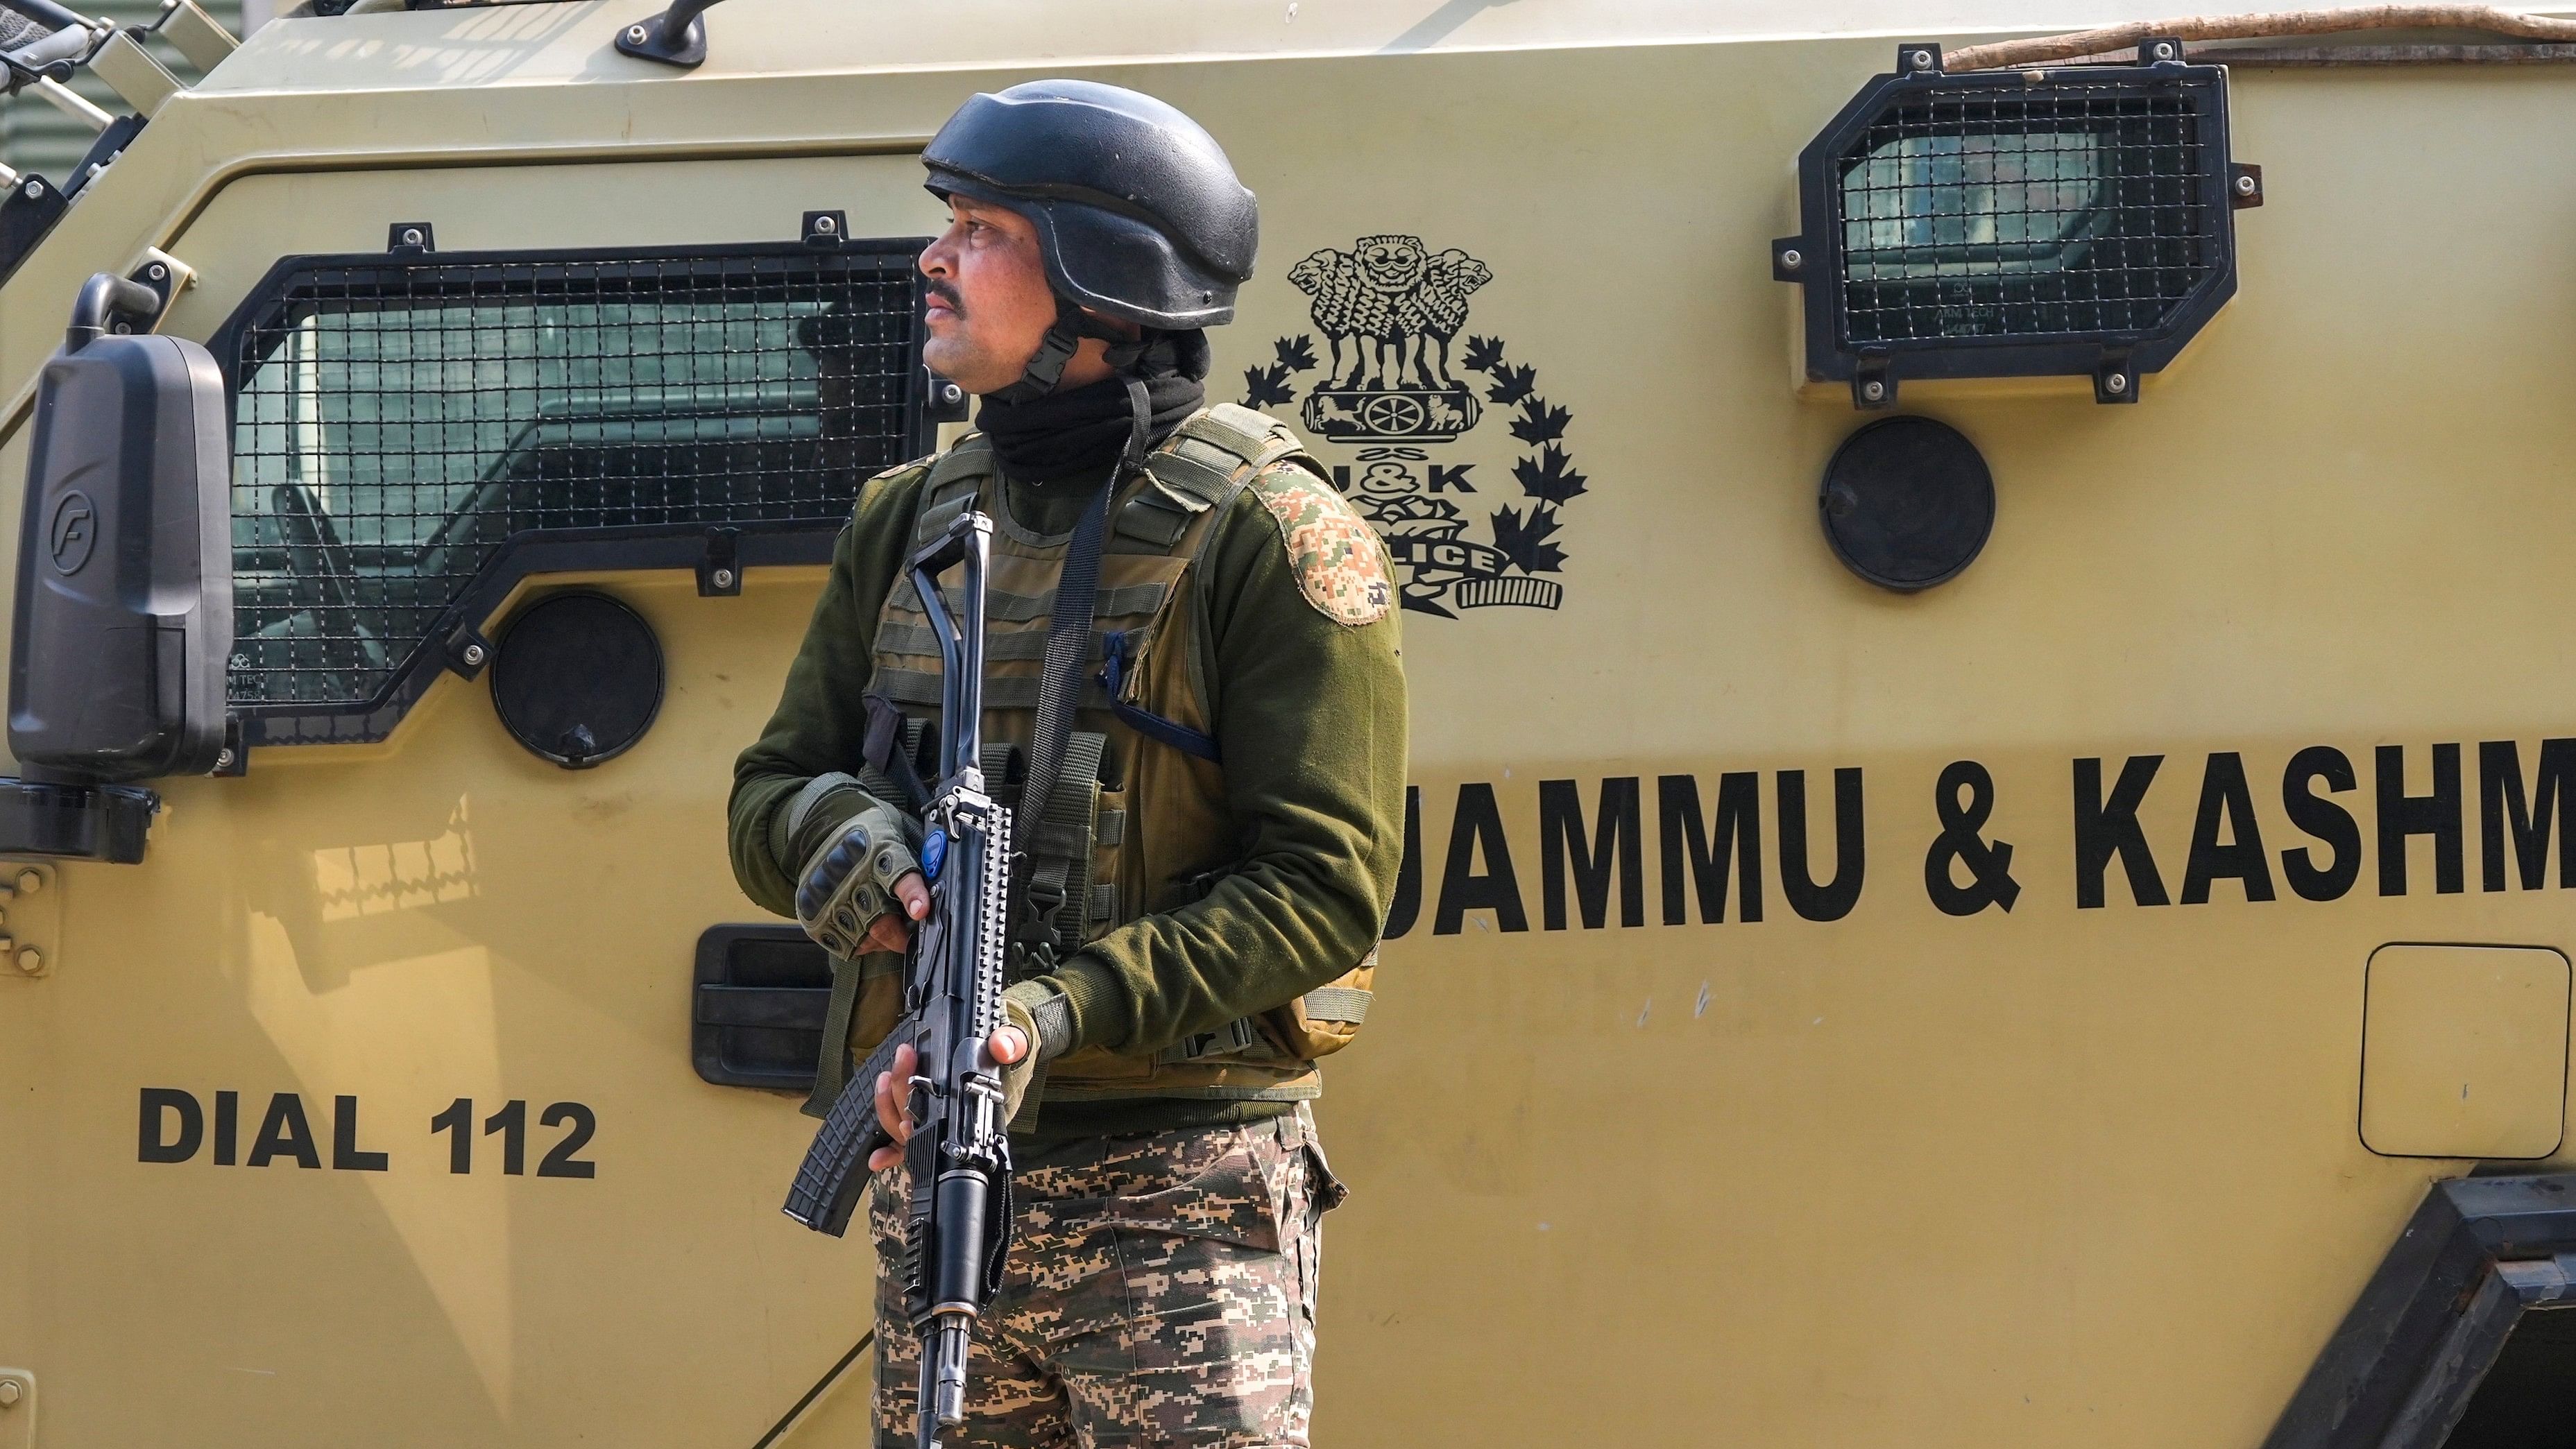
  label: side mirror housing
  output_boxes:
[0,274,230,859]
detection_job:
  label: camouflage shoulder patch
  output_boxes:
[1250,461,1394,626]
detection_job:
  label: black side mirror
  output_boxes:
[0,273,231,862]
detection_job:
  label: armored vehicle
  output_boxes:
[0,1,2572,1444]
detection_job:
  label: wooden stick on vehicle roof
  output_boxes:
[1945,5,2576,69]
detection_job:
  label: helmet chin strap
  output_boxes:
[983,300,1204,489]
[987,298,1149,404]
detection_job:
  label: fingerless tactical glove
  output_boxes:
[790,785,923,960]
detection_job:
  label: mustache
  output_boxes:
[924,280,966,316]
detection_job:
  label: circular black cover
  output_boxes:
[923,79,1258,329]
[1818,416,1995,592]
[491,593,664,769]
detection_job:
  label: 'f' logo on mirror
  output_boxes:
[48,490,94,576]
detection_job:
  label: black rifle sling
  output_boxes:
[1012,375,1150,958]
[1012,481,1108,948]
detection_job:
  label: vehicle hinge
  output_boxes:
[1852,350,1894,410]
[0,1366,31,1449]
[2094,347,2138,405]
[0,173,69,282]
[0,864,66,980]
[2231,162,2264,209]
[62,114,146,202]
[213,717,247,778]
[1770,236,1808,284]
[699,526,742,597]
[158,0,239,72]
[923,368,969,423]
[441,621,493,680]
[91,29,181,117]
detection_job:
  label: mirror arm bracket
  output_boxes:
[613,0,724,69]
[65,269,158,350]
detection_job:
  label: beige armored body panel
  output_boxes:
[0,0,2571,1444]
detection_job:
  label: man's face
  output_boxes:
[918,198,1059,395]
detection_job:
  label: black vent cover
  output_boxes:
[489,592,663,769]
[1819,415,1994,592]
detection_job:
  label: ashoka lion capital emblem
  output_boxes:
[1244,234,1589,617]
[1286,234,1491,442]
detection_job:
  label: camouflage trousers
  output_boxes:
[867,1105,1344,1448]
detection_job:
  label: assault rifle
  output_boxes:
[783,508,1016,1449]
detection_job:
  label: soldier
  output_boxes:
[728,80,1408,1448]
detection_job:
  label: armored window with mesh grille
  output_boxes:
[1777,48,2250,406]
[216,241,932,744]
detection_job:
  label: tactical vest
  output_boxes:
[860,404,1374,1104]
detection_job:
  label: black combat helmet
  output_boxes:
[923,79,1259,332]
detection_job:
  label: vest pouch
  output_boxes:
[1023,731,1107,957]
[1256,950,1376,1061]
[1083,783,1128,945]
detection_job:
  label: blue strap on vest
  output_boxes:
[1098,630,1222,763]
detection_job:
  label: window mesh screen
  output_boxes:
[1833,87,2211,345]
[227,249,919,712]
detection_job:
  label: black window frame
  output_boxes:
[210,234,937,748]
[1773,42,2249,407]
[2266,1172,2576,1449]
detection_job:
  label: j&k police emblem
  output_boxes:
[1241,234,1586,618]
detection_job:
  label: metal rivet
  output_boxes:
[1861,380,1886,402]
[147,262,166,280]
[1909,49,1933,68]
[2106,372,2129,394]
[2153,41,2177,59]
[626,24,646,40]
[2235,173,2258,196]
[214,748,233,770]
[1780,248,1802,271]
[16,947,42,975]
[0,1379,21,1406]
[401,227,423,246]
[939,383,962,405]
[461,643,486,667]
[711,567,736,590]
[815,215,837,234]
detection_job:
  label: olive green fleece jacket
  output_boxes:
[728,447,1408,1140]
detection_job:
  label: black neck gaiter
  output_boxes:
[975,334,1209,486]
